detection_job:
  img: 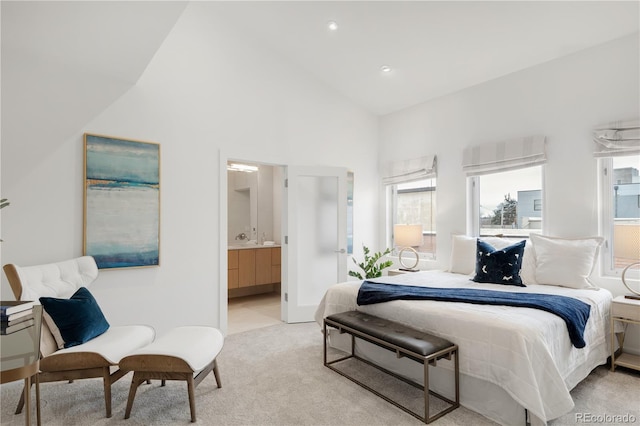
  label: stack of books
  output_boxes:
[1,301,36,335]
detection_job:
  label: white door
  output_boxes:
[282,166,348,323]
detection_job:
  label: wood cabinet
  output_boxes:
[271,247,281,283]
[228,250,239,289]
[255,248,272,285]
[228,247,281,290]
[238,249,256,287]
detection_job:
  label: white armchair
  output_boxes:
[3,256,155,418]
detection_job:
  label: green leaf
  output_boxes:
[348,244,394,279]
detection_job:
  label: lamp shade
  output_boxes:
[614,223,640,263]
[394,224,423,248]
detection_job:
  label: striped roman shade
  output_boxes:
[593,119,640,157]
[382,155,436,185]
[462,135,546,176]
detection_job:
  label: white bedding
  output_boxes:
[314,270,613,425]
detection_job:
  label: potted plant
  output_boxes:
[349,245,393,279]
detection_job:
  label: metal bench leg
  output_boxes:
[424,359,429,423]
[455,348,460,405]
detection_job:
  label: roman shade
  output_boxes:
[593,118,640,157]
[462,135,546,176]
[382,155,436,185]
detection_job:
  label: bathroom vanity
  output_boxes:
[228,246,281,297]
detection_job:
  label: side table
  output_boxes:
[610,295,640,372]
[1,304,43,425]
[387,269,420,276]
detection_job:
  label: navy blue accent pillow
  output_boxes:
[473,239,526,287]
[40,287,110,348]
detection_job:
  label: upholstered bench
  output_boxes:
[324,311,459,424]
[119,326,224,422]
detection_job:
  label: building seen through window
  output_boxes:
[478,166,543,238]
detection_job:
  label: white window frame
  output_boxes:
[385,178,437,261]
[599,158,616,276]
[467,176,480,237]
[598,157,640,278]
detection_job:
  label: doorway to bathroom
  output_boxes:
[219,153,350,334]
[226,160,284,334]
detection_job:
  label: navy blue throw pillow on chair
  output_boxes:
[40,287,110,348]
[473,239,526,287]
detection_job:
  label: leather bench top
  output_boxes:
[326,311,454,357]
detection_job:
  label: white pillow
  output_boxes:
[448,235,476,275]
[448,235,536,284]
[530,234,602,289]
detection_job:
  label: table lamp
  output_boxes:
[614,223,640,300]
[394,224,423,271]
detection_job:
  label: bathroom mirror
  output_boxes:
[227,161,282,247]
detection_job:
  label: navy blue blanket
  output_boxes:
[357,281,591,348]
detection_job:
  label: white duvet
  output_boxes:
[314,270,613,425]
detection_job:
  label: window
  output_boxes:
[389,178,437,258]
[463,135,547,239]
[383,155,437,259]
[533,199,542,211]
[600,154,640,275]
[470,166,543,238]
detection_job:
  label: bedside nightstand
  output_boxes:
[387,269,419,276]
[611,295,640,372]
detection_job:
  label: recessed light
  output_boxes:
[327,21,338,31]
[380,65,392,73]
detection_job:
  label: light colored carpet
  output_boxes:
[1,322,638,425]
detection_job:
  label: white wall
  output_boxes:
[0,2,380,334]
[379,34,640,350]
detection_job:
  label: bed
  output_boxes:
[314,235,613,426]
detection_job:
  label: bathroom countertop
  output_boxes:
[228,244,281,250]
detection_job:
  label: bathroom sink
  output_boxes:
[228,241,258,249]
[228,241,278,249]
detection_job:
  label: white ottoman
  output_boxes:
[119,326,224,422]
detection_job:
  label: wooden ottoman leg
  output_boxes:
[120,327,224,422]
[187,375,196,423]
[103,367,112,418]
[124,374,145,420]
[213,359,222,388]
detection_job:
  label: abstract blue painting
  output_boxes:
[84,134,160,269]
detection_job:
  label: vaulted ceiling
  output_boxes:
[1,1,187,149]
[202,1,639,115]
[2,0,638,149]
